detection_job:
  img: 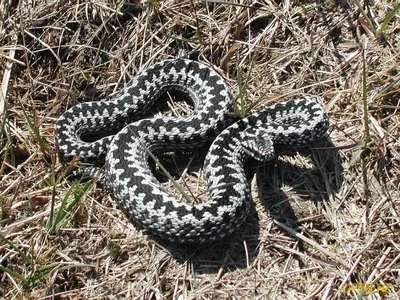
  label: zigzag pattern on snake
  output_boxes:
[56,59,329,243]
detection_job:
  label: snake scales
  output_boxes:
[56,59,329,243]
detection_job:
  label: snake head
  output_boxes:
[240,127,275,162]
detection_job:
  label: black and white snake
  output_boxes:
[56,59,329,243]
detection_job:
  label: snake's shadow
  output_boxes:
[256,137,342,232]
[147,137,342,274]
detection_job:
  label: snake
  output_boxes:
[56,59,329,243]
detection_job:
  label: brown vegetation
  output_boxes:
[0,0,399,298]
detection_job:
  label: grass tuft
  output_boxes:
[47,180,94,234]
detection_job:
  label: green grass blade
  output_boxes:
[0,264,26,282]
[0,233,33,266]
[236,60,254,118]
[48,179,93,233]
[25,262,94,288]
[0,100,7,142]
[378,3,400,36]
[20,104,50,157]
[237,68,247,118]
[47,153,58,236]
[47,181,75,233]
[0,102,8,177]
[0,217,12,225]
[353,0,377,35]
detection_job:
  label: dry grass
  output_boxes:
[1,0,400,299]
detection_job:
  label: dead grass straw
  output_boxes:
[0,0,399,298]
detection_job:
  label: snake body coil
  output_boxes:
[56,59,328,243]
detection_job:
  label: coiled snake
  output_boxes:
[56,59,329,243]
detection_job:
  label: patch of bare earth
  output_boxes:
[0,0,399,299]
